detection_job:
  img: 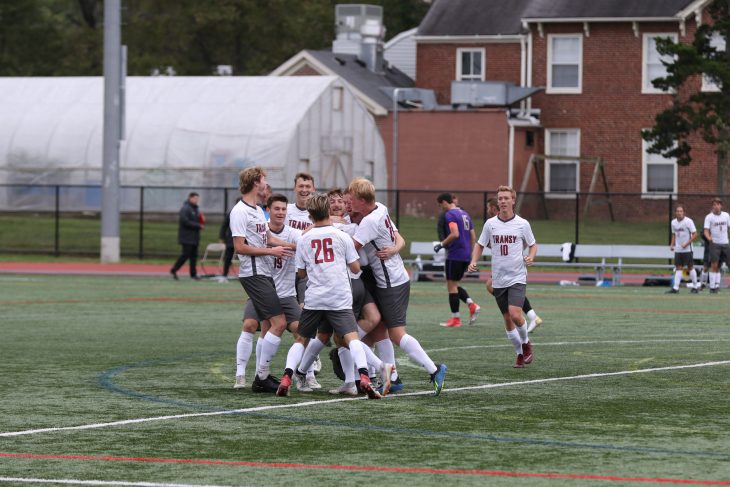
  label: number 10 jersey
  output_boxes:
[478,214,536,288]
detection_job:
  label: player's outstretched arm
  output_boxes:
[267,231,296,249]
[376,232,405,259]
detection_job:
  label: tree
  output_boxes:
[642,0,730,196]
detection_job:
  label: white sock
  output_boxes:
[285,342,304,373]
[452,312,460,318]
[255,337,263,371]
[674,270,682,290]
[690,269,697,287]
[702,270,709,284]
[375,338,398,380]
[507,328,523,355]
[356,325,367,339]
[466,297,474,304]
[257,333,281,379]
[297,338,326,375]
[362,344,383,370]
[516,321,529,344]
[399,333,437,374]
[526,309,538,321]
[712,272,721,289]
[236,331,254,376]
[338,347,356,383]
[347,339,368,371]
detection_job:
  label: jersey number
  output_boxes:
[312,238,334,264]
[462,215,471,231]
[273,257,283,269]
[500,244,509,256]
[384,216,396,243]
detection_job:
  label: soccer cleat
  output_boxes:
[514,354,525,368]
[522,342,533,364]
[305,375,322,390]
[443,317,462,328]
[358,374,382,399]
[233,375,246,389]
[170,269,179,281]
[380,363,393,396]
[430,363,447,396]
[312,355,322,375]
[665,288,679,294]
[710,288,719,294]
[527,316,543,333]
[252,374,279,393]
[690,287,699,294]
[389,376,404,393]
[294,373,313,392]
[329,382,358,396]
[275,374,292,397]
[468,303,481,324]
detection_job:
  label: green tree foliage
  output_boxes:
[642,0,730,194]
[0,0,430,76]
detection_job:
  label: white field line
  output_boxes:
[2,360,729,438]
[0,478,241,487]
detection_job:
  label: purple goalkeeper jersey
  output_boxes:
[445,207,473,262]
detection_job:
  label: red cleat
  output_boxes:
[522,342,533,364]
[443,317,462,328]
[275,374,292,397]
[468,303,481,324]
[359,374,382,399]
[514,354,525,368]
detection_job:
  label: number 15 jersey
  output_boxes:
[478,214,536,288]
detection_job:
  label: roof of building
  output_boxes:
[417,0,701,37]
[299,49,415,109]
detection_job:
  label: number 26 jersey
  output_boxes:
[478,214,536,288]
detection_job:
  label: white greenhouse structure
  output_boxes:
[0,76,386,211]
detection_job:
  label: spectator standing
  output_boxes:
[703,197,730,293]
[170,192,203,280]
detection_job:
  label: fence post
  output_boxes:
[574,192,580,245]
[138,186,144,259]
[223,187,229,215]
[668,193,673,244]
[54,185,60,257]
[483,191,488,222]
[394,189,400,227]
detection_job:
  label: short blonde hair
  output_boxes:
[306,192,330,222]
[347,177,375,204]
[239,167,266,194]
[497,185,516,199]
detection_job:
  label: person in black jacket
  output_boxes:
[170,192,204,280]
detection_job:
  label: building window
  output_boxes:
[332,86,344,111]
[456,48,485,81]
[547,34,582,93]
[642,138,677,194]
[546,129,580,193]
[643,33,678,93]
[702,32,725,92]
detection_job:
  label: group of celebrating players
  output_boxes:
[230,166,541,399]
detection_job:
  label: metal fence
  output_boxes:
[0,183,722,258]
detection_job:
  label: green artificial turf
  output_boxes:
[0,275,728,486]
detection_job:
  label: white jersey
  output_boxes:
[671,217,696,253]
[704,211,730,244]
[335,221,362,278]
[478,214,536,288]
[230,200,271,277]
[353,203,409,288]
[286,203,312,231]
[269,225,301,298]
[296,225,359,310]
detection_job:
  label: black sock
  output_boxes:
[457,286,470,303]
[522,297,532,314]
[449,293,460,313]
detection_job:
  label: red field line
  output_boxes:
[1,452,728,485]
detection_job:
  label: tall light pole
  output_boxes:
[391,88,403,192]
[101,0,122,263]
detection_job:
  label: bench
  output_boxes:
[407,241,705,285]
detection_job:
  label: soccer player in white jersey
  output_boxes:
[230,167,296,393]
[234,194,307,390]
[667,204,698,294]
[286,173,315,231]
[469,185,537,368]
[276,193,391,399]
[703,197,730,293]
[347,177,448,396]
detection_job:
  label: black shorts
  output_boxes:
[493,283,527,315]
[674,252,694,268]
[374,281,410,328]
[298,309,358,339]
[351,278,375,320]
[243,296,301,325]
[445,259,470,281]
[709,243,730,265]
[239,275,282,320]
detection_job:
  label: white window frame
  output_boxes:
[545,128,581,197]
[546,34,582,94]
[702,31,725,92]
[456,48,485,81]
[642,137,677,197]
[642,33,678,94]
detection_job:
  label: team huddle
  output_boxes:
[230,168,447,399]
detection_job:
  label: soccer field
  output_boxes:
[0,275,728,486]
